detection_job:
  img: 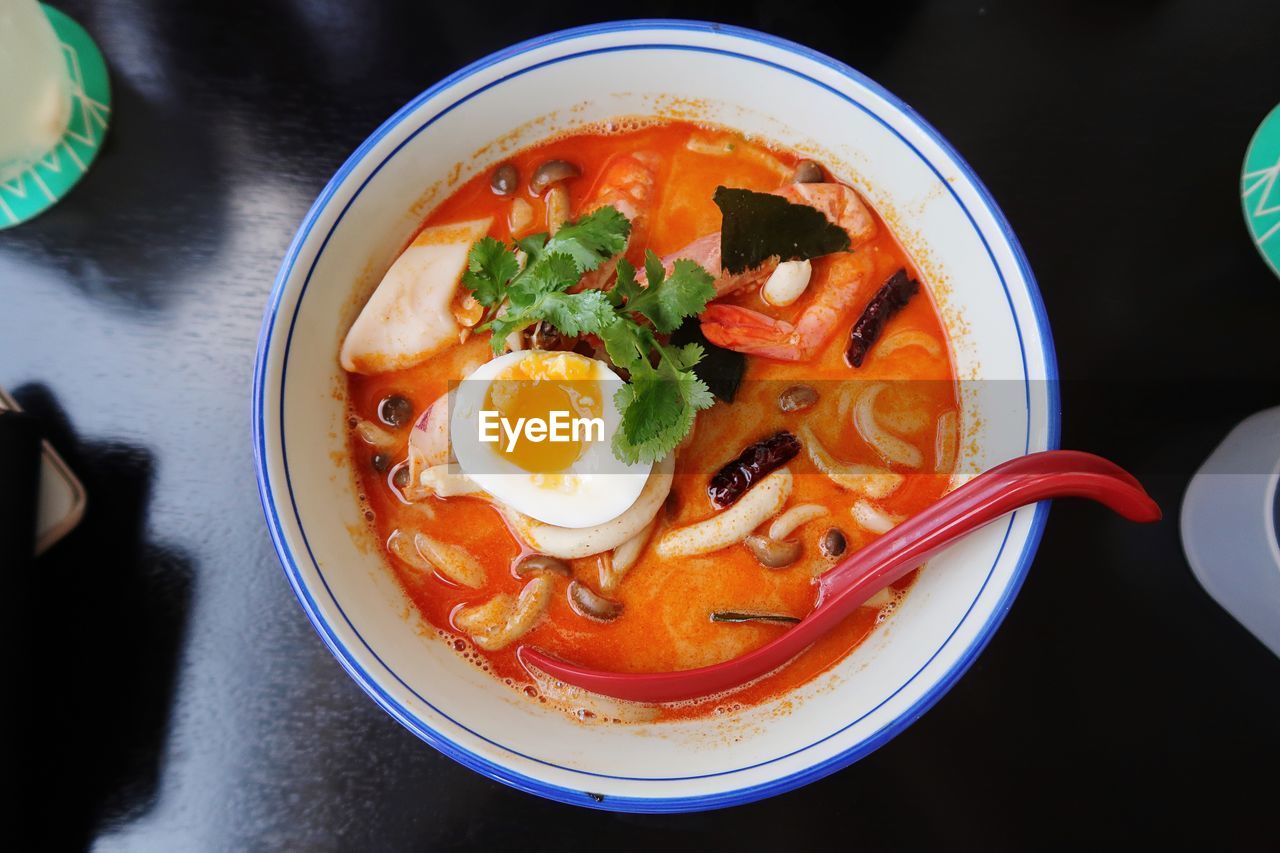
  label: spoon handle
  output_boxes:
[816,450,1160,605]
[519,450,1159,703]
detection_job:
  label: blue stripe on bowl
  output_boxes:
[252,19,1061,813]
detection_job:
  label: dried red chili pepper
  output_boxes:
[707,431,801,508]
[845,268,920,367]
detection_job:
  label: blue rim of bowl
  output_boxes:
[252,19,1061,813]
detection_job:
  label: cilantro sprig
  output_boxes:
[601,255,716,463]
[462,206,631,347]
[459,206,717,464]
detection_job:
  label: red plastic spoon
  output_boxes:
[518,450,1160,703]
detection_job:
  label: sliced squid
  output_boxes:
[854,383,923,469]
[419,464,486,498]
[798,423,903,499]
[767,503,829,541]
[413,533,486,588]
[454,575,553,651]
[340,218,492,374]
[935,410,958,473]
[872,329,943,361]
[656,468,793,559]
[386,529,431,571]
[599,518,656,594]
[409,393,452,468]
[502,455,674,560]
[850,500,903,535]
[353,418,397,450]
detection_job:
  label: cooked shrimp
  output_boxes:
[647,183,877,298]
[774,182,876,248]
[652,232,769,297]
[578,151,660,291]
[700,251,875,361]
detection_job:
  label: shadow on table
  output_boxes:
[0,77,229,316]
[6,384,194,851]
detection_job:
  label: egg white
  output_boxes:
[450,350,653,528]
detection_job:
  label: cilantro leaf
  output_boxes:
[597,314,653,370]
[507,252,580,305]
[514,233,548,266]
[543,206,631,272]
[624,252,716,333]
[488,289,612,352]
[611,358,714,465]
[536,290,616,338]
[462,237,520,307]
[460,206,631,352]
[643,251,667,300]
[610,257,644,308]
[665,341,706,372]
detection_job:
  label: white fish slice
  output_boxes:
[340,217,491,374]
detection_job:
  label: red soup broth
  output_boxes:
[346,120,958,721]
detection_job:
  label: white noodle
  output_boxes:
[853,383,923,469]
[850,500,902,535]
[768,503,829,541]
[873,329,943,361]
[504,455,674,559]
[799,423,903,499]
[601,519,656,594]
[657,468,793,559]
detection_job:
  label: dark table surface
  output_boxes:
[4,1,1280,849]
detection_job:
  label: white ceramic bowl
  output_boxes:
[253,20,1059,812]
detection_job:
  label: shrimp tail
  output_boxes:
[700,252,874,361]
[701,304,811,361]
[578,151,660,291]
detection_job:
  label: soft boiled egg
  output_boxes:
[450,350,652,528]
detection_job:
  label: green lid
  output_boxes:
[0,4,111,229]
[1242,103,1280,278]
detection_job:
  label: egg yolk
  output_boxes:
[483,352,604,474]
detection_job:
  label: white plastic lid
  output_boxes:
[1181,406,1280,657]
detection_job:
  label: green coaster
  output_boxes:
[1242,103,1280,278]
[0,4,111,229]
